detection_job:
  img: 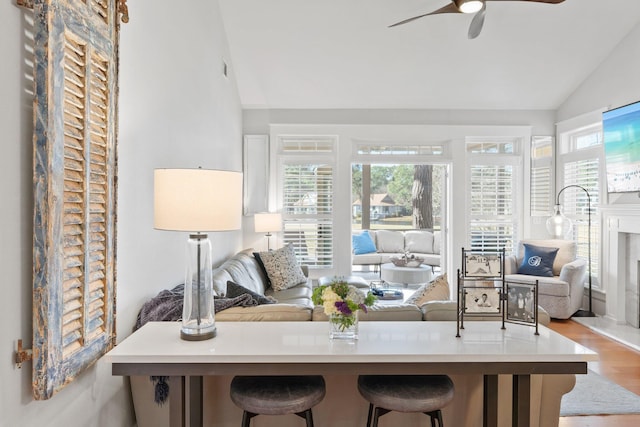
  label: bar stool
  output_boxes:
[230,375,326,427]
[357,375,454,427]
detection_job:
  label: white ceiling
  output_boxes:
[218,0,640,110]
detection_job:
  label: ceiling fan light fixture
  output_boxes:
[455,0,484,14]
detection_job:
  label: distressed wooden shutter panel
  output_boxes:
[33,0,118,399]
[87,0,109,23]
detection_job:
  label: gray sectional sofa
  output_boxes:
[352,229,441,270]
[130,248,573,427]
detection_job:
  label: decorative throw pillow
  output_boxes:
[257,244,308,291]
[352,231,377,255]
[252,252,271,287]
[517,244,559,277]
[405,274,450,307]
[226,281,276,305]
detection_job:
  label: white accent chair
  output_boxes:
[505,239,587,319]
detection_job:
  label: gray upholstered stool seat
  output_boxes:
[230,375,326,427]
[358,375,454,427]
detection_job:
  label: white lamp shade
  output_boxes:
[254,212,282,233]
[154,168,242,232]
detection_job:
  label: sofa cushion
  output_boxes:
[213,251,268,297]
[226,281,276,305]
[404,230,434,254]
[516,239,576,276]
[257,244,308,291]
[352,253,383,265]
[375,230,405,253]
[216,304,313,321]
[359,303,423,321]
[352,230,377,255]
[266,283,313,304]
[405,273,450,307]
[517,244,559,277]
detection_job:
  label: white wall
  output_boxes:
[557,21,640,211]
[0,1,242,426]
[557,23,640,123]
[117,0,243,338]
[244,108,556,135]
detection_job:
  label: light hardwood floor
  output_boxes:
[548,319,640,427]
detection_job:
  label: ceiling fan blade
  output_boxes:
[468,3,486,39]
[389,3,460,28]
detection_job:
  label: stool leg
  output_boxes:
[241,411,252,427]
[294,409,315,427]
[372,407,391,427]
[372,407,381,427]
[424,410,444,427]
[366,403,374,427]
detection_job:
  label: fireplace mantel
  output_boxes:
[602,206,640,325]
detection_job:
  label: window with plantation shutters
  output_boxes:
[278,136,336,269]
[466,138,521,253]
[530,136,553,217]
[31,0,122,400]
[558,124,602,287]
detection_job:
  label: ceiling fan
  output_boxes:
[390,0,566,39]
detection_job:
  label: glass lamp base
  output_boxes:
[181,233,216,341]
[180,326,217,341]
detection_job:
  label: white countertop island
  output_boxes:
[107,321,596,427]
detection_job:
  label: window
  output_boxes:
[351,164,446,232]
[278,137,336,269]
[31,0,121,399]
[530,136,554,217]
[466,138,515,155]
[558,124,602,287]
[356,142,444,156]
[466,138,521,253]
[352,141,447,232]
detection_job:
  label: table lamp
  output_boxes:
[254,212,282,251]
[154,168,242,340]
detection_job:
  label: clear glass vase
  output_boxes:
[329,312,359,340]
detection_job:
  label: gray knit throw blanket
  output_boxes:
[133,284,260,405]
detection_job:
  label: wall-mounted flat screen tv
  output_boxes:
[602,100,640,193]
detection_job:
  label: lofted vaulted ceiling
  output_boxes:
[218,0,640,110]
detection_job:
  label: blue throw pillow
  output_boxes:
[352,231,377,255]
[517,243,559,277]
